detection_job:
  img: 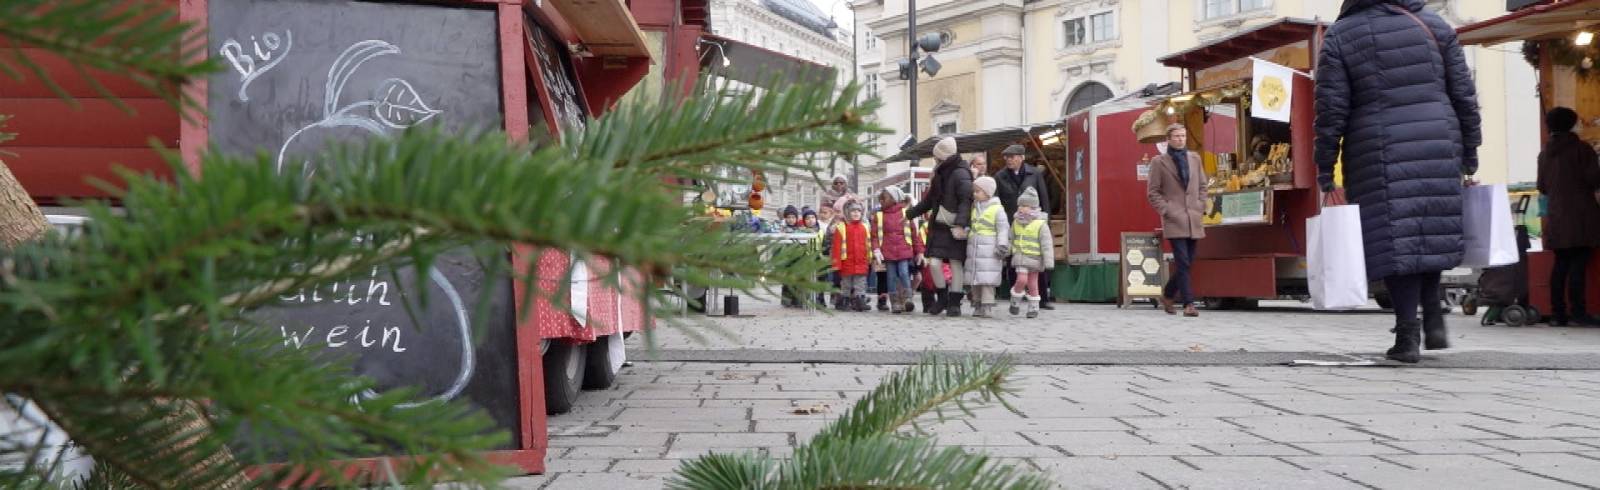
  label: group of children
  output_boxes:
[799,176,1054,319]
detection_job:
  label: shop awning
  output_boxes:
[699,34,836,87]
[1159,18,1326,70]
[545,0,654,59]
[1458,0,1600,46]
[880,123,1061,163]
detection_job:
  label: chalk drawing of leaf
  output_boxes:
[372,78,442,129]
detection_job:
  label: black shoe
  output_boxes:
[1422,314,1450,350]
[1386,322,1422,364]
[1040,301,1056,311]
[1572,315,1600,326]
[855,296,870,312]
[927,288,947,316]
[877,296,889,311]
[833,294,848,312]
[920,290,937,315]
[945,291,965,317]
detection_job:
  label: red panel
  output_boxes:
[1093,108,1162,257]
[630,0,678,28]
[179,0,208,176]
[1526,250,1600,316]
[500,3,529,144]
[0,48,163,98]
[7,147,172,199]
[574,57,650,114]
[1066,113,1092,255]
[533,249,594,341]
[508,245,548,465]
[4,99,178,148]
[1290,75,1317,190]
[1191,256,1278,298]
[665,27,703,100]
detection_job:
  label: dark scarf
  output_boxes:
[1168,147,1190,188]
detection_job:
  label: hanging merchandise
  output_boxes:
[1251,58,1294,122]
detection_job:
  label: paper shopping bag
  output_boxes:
[1462,184,1519,268]
[1308,205,1369,310]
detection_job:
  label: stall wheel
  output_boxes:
[1502,305,1530,327]
[1461,296,1479,317]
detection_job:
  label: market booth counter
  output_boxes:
[1460,0,1600,321]
[1151,18,1327,307]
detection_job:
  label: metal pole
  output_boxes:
[907,0,918,142]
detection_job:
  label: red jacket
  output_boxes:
[832,220,871,276]
[873,203,925,261]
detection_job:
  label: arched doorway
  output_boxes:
[1062,82,1113,116]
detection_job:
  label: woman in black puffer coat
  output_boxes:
[1315,0,1482,363]
[907,136,975,316]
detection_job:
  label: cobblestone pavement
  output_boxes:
[504,295,1600,489]
[514,363,1600,489]
[641,297,1600,361]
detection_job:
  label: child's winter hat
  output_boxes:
[802,206,817,219]
[844,200,865,215]
[973,176,997,197]
[782,205,800,218]
[881,186,905,204]
[1018,187,1040,210]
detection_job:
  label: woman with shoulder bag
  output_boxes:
[906,137,976,317]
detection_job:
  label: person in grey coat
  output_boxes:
[1315,0,1482,363]
[966,176,1010,318]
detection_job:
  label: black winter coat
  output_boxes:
[995,164,1052,218]
[907,156,975,260]
[1314,0,1482,281]
[1537,132,1600,250]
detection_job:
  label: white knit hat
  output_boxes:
[973,176,997,197]
[931,137,958,161]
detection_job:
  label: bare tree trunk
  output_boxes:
[0,160,48,246]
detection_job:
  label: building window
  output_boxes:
[1089,12,1116,42]
[1063,11,1116,48]
[1062,18,1086,47]
[1200,0,1270,20]
[1063,82,1114,115]
[937,122,958,135]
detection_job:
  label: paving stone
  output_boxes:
[1280,456,1408,472]
[609,407,746,422]
[608,459,691,475]
[542,458,614,473]
[1140,402,1293,418]
[1021,430,1147,446]
[1335,467,1583,490]
[543,472,666,490]
[967,417,1131,432]
[1484,452,1600,468]
[1141,467,1368,490]
[561,446,667,459]
[921,431,1034,447]
[547,432,670,448]
[1174,456,1304,472]
[1117,416,1238,431]
[1248,426,1387,444]
[1295,441,1413,456]
[1515,461,1600,488]
[1380,454,1508,470]
[606,420,752,432]
[1054,443,1212,457]
[1475,439,1599,453]
[1135,429,1271,445]
[498,475,550,489]
[1381,440,1504,455]
[1358,424,1506,441]
[1195,443,1311,456]
[671,432,790,449]
[1031,456,1189,490]
[1265,400,1426,415]
[1463,422,1600,439]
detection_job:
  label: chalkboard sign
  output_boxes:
[1120,232,1166,308]
[525,15,587,133]
[206,0,520,451]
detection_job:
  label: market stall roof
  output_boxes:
[700,34,836,87]
[544,0,654,58]
[880,123,1061,163]
[1159,18,1326,70]
[1457,0,1600,46]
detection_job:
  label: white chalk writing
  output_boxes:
[220,30,292,102]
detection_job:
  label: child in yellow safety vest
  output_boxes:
[1009,187,1055,318]
[966,176,1011,318]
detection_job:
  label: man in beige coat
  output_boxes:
[1146,123,1208,317]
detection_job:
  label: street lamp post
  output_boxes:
[908,0,917,141]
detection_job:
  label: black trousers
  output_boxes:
[1384,271,1443,326]
[1551,247,1593,318]
[1164,239,1198,305]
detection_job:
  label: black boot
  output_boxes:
[945,291,965,317]
[921,290,937,315]
[1039,299,1056,311]
[926,288,947,316]
[1423,313,1450,350]
[855,295,870,312]
[1386,322,1422,364]
[877,295,889,311]
[833,294,848,312]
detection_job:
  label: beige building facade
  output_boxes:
[854,0,1541,184]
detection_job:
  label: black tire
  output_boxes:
[1461,296,1479,316]
[582,334,624,390]
[543,340,587,415]
[1503,305,1529,327]
[1201,298,1228,311]
[1227,299,1260,311]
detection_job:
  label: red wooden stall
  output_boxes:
[3,0,701,477]
[1153,19,1328,306]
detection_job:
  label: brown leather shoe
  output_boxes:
[1160,296,1177,315]
[1183,305,1200,317]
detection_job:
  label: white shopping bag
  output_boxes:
[1308,205,1369,310]
[1462,184,1519,268]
